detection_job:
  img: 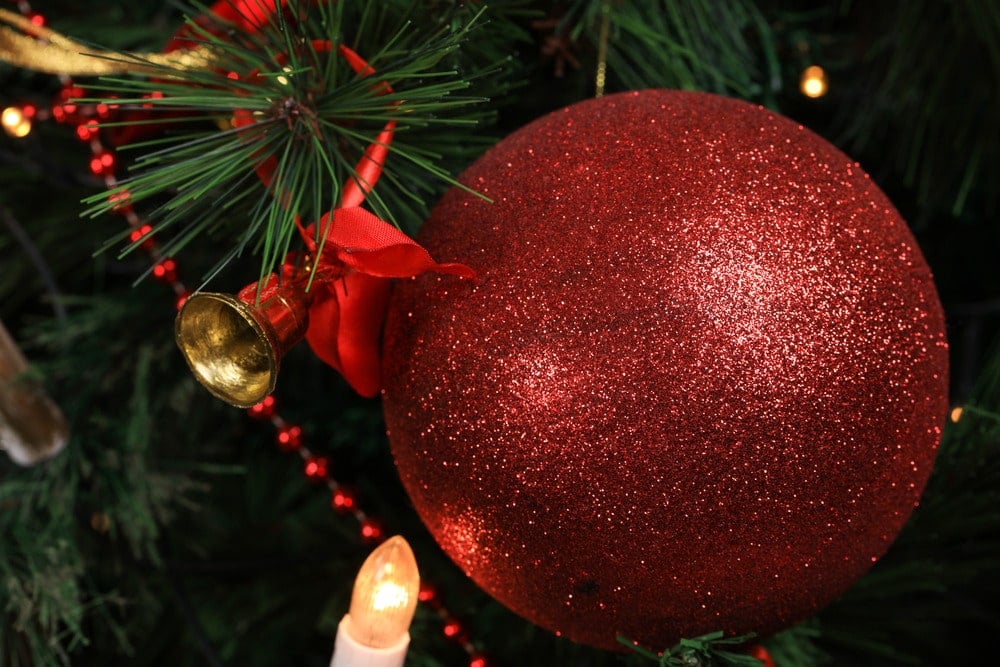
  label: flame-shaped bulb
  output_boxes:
[331,536,420,667]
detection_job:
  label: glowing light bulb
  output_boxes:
[799,65,828,99]
[2,106,32,138]
[331,536,420,667]
[950,406,963,423]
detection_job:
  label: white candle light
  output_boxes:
[331,536,420,667]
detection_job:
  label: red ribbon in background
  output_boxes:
[165,0,291,52]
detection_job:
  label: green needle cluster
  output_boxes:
[82,0,494,288]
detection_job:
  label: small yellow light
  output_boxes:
[799,65,828,99]
[90,512,111,533]
[344,535,420,649]
[276,65,293,86]
[950,406,963,423]
[2,106,32,138]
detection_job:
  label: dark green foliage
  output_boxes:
[831,0,1000,222]
[1,1,998,666]
[590,0,783,103]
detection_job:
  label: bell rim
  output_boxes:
[175,292,278,408]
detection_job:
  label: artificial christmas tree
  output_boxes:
[1,1,998,665]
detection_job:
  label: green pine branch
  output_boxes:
[0,294,216,666]
[565,0,789,104]
[831,0,1000,221]
[622,630,764,667]
[81,0,504,289]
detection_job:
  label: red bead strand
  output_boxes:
[11,0,187,300]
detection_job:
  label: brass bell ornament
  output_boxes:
[175,284,311,408]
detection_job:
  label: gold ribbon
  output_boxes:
[0,7,213,75]
[594,2,611,98]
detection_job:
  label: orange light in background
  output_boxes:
[2,106,32,138]
[799,65,829,99]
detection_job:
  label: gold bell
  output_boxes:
[175,285,311,408]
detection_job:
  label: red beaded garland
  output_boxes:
[383,90,949,650]
[88,151,115,176]
[331,487,357,514]
[128,223,153,247]
[175,290,191,312]
[418,581,440,608]
[359,518,384,544]
[247,396,278,420]
[151,258,177,283]
[52,85,85,125]
[7,1,484,659]
[442,617,466,643]
[75,120,99,142]
[276,424,303,452]
[303,456,329,481]
[141,91,164,109]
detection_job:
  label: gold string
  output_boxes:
[0,7,214,75]
[594,2,611,98]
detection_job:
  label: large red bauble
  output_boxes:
[382,90,948,650]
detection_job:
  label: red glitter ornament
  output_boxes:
[382,90,948,650]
